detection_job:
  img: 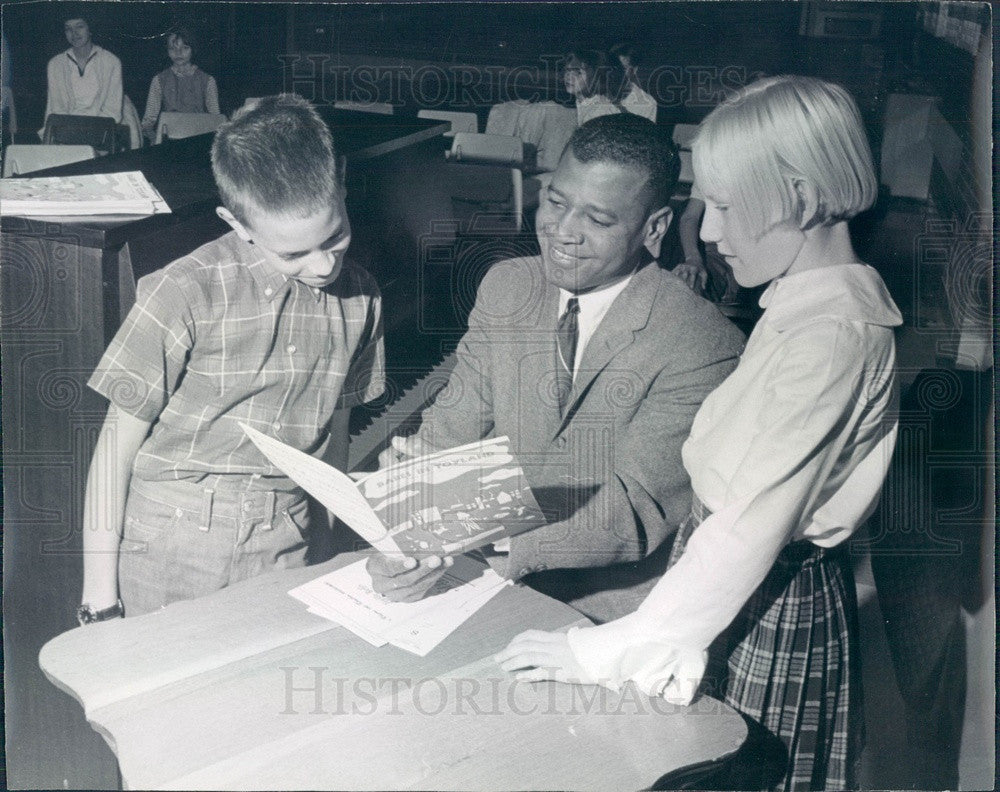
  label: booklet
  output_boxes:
[240,424,546,557]
[0,170,171,216]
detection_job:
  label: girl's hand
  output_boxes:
[495,629,589,683]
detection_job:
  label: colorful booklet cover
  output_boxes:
[240,424,545,556]
[0,170,171,216]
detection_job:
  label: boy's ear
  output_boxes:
[643,205,672,260]
[216,206,253,243]
[792,178,823,230]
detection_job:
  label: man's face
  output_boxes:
[64,19,91,49]
[222,197,352,289]
[536,151,662,293]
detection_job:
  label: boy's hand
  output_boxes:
[366,552,453,603]
[495,629,589,684]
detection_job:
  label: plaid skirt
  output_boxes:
[671,499,862,791]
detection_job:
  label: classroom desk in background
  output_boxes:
[1,111,450,790]
[39,552,747,791]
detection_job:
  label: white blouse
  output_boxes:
[566,264,903,703]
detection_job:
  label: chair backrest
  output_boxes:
[155,112,227,145]
[446,132,526,230]
[2,144,97,177]
[42,114,118,153]
[447,132,524,167]
[417,110,478,136]
[333,100,394,115]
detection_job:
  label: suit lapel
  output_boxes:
[554,263,661,436]
[528,280,565,439]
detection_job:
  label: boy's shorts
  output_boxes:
[118,476,311,616]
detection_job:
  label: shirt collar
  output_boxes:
[759,264,902,331]
[558,271,634,316]
[231,233,334,304]
[66,44,100,68]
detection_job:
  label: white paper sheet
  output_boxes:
[289,558,510,656]
[240,423,399,553]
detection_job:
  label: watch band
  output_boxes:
[76,598,125,625]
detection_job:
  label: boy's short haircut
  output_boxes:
[693,75,877,239]
[211,93,339,226]
[567,112,680,213]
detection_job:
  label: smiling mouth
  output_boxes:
[549,246,582,266]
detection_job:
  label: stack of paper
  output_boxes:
[289,557,510,656]
[0,170,171,216]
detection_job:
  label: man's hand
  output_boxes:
[366,552,453,603]
[377,434,431,470]
[494,629,590,683]
[673,258,708,295]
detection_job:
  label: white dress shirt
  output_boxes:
[566,264,902,703]
[558,274,633,375]
[44,45,123,122]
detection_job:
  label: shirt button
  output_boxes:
[264,286,273,297]
[242,501,252,512]
[273,422,281,431]
[175,508,183,517]
[518,567,531,578]
[286,344,296,354]
[556,437,567,448]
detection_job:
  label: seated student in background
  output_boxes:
[561,46,628,126]
[41,11,142,148]
[78,95,384,624]
[368,113,743,625]
[611,42,657,122]
[498,76,902,792]
[141,26,220,142]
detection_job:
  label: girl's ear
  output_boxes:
[793,178,823,231]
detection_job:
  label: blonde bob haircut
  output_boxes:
[692,75,877,239]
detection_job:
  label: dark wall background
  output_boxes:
[3,1,937,137]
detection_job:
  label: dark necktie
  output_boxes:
[555,297,580,413]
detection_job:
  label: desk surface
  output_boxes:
[40,554,746,791]
[1,111,449,250]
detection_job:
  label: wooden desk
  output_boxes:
[1,112,450,789]
[40,554,746,791]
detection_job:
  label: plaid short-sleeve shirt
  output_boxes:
[88,231,385,491]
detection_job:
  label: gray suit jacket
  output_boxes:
[414,256,744,622]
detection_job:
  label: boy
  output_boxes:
[78,94,384,622]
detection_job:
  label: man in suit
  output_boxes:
[369,113,744,623]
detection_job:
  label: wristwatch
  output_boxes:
[76,598,125,625]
